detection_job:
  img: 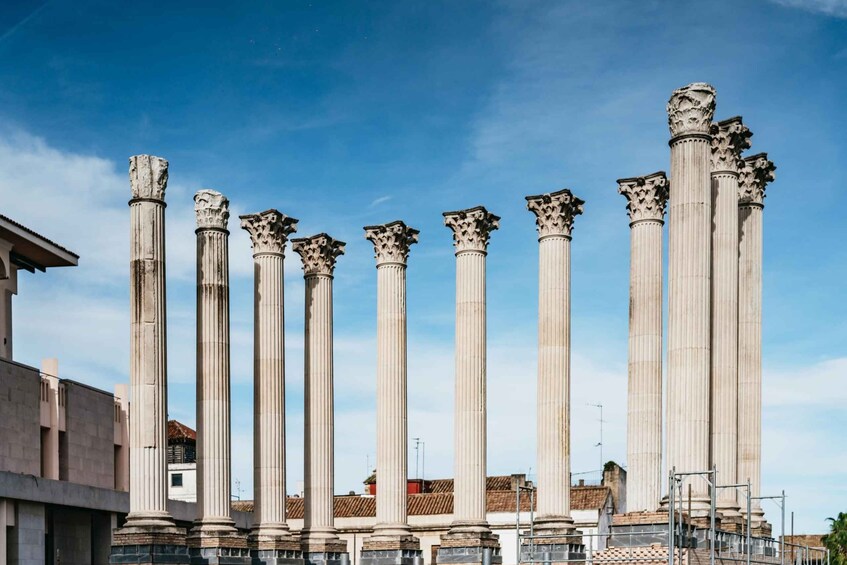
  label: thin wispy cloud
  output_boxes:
[0,1,50,46]
[768,0,847,17]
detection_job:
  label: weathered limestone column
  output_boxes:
[618,173,668,513]
[439,207,502,565]
[292,234,348,565]
[241,210,301,563]
[665,83,716,515]
[710,117,752,527]
[111,155,185,565]
[522,189,585,563]
[738,153,776,534]
[189,190,248,562]
[361,222,421,565]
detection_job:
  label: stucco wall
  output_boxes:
[0,359,40,475]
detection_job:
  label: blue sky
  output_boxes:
[0,0,845,532]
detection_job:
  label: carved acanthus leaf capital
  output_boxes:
[443,206,500,253]
[526,188,585,238]
[240,209,299,255]
[617,172,668,224]
[194,190,230,230]
[739,153,776,206]
[292,233,345,276]
[129,154,168,201]
[667,82,716,137]
[364,221,419,266]
[710,117,752,172]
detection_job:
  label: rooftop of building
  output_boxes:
[167,419,197,442]
[230,484,610,517]
[0,213,78,271]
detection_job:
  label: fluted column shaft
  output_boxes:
[526,189,583,530]
[453,248,488,527]
[737,153,774,527]
[241,209,298,544]
[738,203,762,513]
[126,155,175,528]
[293,233,346,551]
[712,171,741,510]
[194,190,235,531]
[666,83,716,510]
[536,234,572,521]
[253,251,287,531]
[375,263,410,532]
[627,220,663,511]
[303,273,337,539]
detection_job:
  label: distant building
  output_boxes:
[233,468,622,565]
[167,420,197,502]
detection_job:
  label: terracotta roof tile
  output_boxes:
[231,486,609,518]
[167,420,196,441]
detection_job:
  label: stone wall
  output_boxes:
[62,381,116,489]
[0,359,40,475]
[8,501,45,565]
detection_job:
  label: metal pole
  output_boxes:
[669,470,675,565]
[413,437,420,479]
[516,484,521,565]
[746,480,752,565]
[530,486,536,562]
[710,467,716,565]
[781,490,786,565]
[422,441,426,482]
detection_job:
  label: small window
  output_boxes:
[171,473,183,487]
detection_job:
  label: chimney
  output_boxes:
[602,461,627,513]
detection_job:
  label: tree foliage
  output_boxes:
[823,512,847,565]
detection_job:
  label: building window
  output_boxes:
[171,473,183,487]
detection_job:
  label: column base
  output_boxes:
[716,508,744,534]
[301,538,349,565]
[361,537,422,565]
[519,542,585,565]
[249,533,303,565]
[437,531,501,565]
[609,511,674,548]
[187,529,251,565]
[110,525,189,565]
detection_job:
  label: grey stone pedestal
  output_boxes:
[519,543,585,565]
[361,548,423,565]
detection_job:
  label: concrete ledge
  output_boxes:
[110,543,190,564]
[303,551,350,565]
[251,548,305,565]
[436,545,502,565]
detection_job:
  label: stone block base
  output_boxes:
[520,542,585,565]
[188,531,251,565]
[251,548,305,565]
[360,548,423,565]
[717,513,744,534]
[437,532,501,565]
[610,512,674,548]
[302,551,350,565]
[111,526,189,564]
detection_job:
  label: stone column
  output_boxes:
[362,222,421,565]
[111,155,184,564]
[240,210,301,562]
[189,190,248,560]
[522,189,585,563]
[710,117,752,527]
[738,153,776,533]
[292,234,348,565]
[665,83,716,515]
[439,207,501,565]
[618,173,668,513]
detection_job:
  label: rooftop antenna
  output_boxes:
[413,437,425,481]
[587,403,604,478]
[234,478,242,501]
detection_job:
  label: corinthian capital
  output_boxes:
[194,189,230,230]
[617,172,668,224]
[526,188,585,238]
[667,82,716,137]
[711,117,752,173]
[240,209,299,255]
[739,153,776,206]
[364,221,419,266]
[443,206,500,254]
[292,233,345,276]
[129,155,168,201]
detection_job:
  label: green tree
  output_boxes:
[823,512,847,565]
